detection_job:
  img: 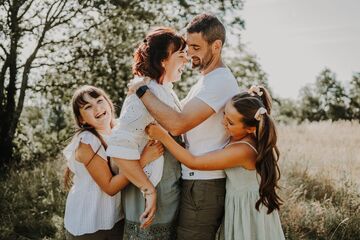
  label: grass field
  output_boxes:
[278,121,360,239]
[0,121,359,239]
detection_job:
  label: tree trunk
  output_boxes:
[0,1,20,167]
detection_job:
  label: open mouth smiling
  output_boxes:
[95,111,106,119]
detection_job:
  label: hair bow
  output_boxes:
[248,85,263,97]
[254,107,267,121]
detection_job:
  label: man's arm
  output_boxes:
[140,91,214,136]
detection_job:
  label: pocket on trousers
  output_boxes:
[196,181,225,210]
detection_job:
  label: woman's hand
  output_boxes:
[127,76,151,95]
[139,188,157,229]
[146,123,169,142]
[139,140,164,167]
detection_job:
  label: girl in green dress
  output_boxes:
[147,86,285,240]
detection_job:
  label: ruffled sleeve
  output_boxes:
[63,131,107,172]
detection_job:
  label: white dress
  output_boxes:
[223,141,285,240]
[63,131,123,236]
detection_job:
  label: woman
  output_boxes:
[106,27,187,239]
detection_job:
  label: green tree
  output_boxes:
[315,68,347,121]
[228,51,269,90]
[299,68,348,122]
[273,98,300,124]
[349,72,360,120]
[299,84,323,121]
[41,0,246,111]
[0,0,98,168]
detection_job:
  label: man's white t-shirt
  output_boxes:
[181,67,239,180]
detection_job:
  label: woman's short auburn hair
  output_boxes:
[132,27,186,84]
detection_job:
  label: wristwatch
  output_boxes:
[136,85,149,99]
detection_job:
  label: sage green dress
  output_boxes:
[122,148,181,239]
[222,141,285,240]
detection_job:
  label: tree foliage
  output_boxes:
[0,0,98,167]
[349,72,360,120]
[298,68,349,122]
[1,0,249,169]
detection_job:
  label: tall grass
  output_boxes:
[0,159,66,239]
[0,121,359,239]
[278,121,360,240]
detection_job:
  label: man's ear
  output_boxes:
[212,39,223,53]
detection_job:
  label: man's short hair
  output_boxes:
[186,13,226,45]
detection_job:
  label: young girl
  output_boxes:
[146,86,285,240]
[63,85,164,240]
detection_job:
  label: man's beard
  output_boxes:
[192,50,214,71]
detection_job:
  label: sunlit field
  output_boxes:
[279,121,360,183]
[278,121,360,239]
[0,121,359,239]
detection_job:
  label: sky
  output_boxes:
[240,0,360,99]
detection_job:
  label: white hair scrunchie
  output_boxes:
[248,85,263,97]
[254,107,267,121]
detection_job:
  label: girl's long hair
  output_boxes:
[232,86,282,214]
[64,85,116,189]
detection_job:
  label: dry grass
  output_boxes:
[0,121,359,239]
[278,121,360,240]
[278,121,360,183]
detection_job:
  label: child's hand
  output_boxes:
[127,76,151,95]
[140,188,157,229]
[146,123,168,142]
[140,140,164,167]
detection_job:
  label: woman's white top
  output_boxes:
[63,131,123,236]
[107,79,181,187]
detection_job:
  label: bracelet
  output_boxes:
[140,187,156,198]
[136,85,149,98]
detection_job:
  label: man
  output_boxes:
[133,13,239,239]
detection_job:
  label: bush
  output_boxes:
[0,158,66,239]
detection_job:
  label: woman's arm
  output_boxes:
[147,124,255,170]
[76,143,129,196]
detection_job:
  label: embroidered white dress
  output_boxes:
[107,80,182,240]
[63,131,123,236]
